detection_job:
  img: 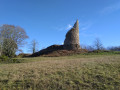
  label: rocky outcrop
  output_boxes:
[64,20,80,50]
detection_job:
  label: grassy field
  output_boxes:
[0,54,120,90]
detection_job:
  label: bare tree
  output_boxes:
[0,24,28,57]
[94,38,103,50]
[29,40,39,54]
[108,46,120,51]
[86,45,95,51]
[80,44,87,49]
[0,25,28,45]
[81,44,95,51]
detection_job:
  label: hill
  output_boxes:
[30,45,88,57]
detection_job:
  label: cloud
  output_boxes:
[66,24,72,30]
[53,20,93,32]
[53,24,73,31]
[100,2,120,15]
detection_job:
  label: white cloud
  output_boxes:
[53,24,73,31]
[100,2,120,15]
[66,24,72,30]
[53,21,93,32]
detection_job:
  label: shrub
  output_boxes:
[0,55,9,61]
[0,55,23,63]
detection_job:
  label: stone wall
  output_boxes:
[64,44,80,50]
[64,20,80,50]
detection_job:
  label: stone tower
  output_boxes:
[64,20,80,50]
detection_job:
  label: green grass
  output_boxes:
[85,50,120,55]
[0,54,120,90]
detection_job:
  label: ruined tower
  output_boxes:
[64,20,80,50]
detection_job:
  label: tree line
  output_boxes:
[81,38,120,51]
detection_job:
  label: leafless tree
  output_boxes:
[0,25,28,45]
[108,46,120,51]
[81,44,95,51]
[29,40,39,54]
[80,44,87,49]
[0,24,28,57]
[86,45,95,51]
[94,38,103,50]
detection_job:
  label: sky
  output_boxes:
[0,0,120,53]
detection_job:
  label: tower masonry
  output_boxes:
[64,20,80,50]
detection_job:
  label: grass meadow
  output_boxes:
[0,54,120,90]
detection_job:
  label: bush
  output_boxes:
[0,55,23,63]
[0,55,9,61]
